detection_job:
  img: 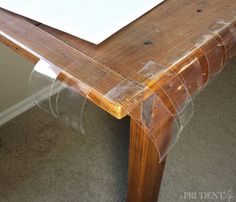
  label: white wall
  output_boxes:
[0,43,34,112]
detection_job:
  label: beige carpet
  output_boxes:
[0,60,235,202]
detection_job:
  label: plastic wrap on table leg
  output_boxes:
[127,62,195,161]
[196,19,236,80]
[149,94,181,162]
[173,56,204,97]
[227,23,236,59]
[141,94,155,128]
[136,61,194,124]
[208,20,236,61]
[131,91,182,162]
[217,22,236,62]
[151,74,193,160]
[28,59,62,117]
[157,72,194,128]
[196,36,225,77]
[128,74,193,161]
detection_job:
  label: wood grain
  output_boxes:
[0,2,236,202]
[128,116,171,202]
[0,0,235,120]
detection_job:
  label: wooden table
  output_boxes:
[0,1,235,201]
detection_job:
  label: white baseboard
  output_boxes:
[0,82,62,126]
[0,96,35,126]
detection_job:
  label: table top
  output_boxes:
[0,0,235,119]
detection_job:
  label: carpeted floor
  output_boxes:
[0,60,235,202]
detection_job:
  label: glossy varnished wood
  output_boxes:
[0,1,236,202]
[0,0,235,119]
[128,117,168,202]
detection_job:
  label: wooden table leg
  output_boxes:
[127,117,167,202]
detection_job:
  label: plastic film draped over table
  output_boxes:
[195,19,236,81]
[28,57,196,162]
[29,59,62,117]
[104,69,195,161]
[27,18,236,162]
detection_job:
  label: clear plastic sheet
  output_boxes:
[25,17,236,162]
[29,58,99,132]
[55,79,89,133]
[132,70,194,161]
[195,19,236,82]
[28,57,193,161]
[28,59,62,117]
